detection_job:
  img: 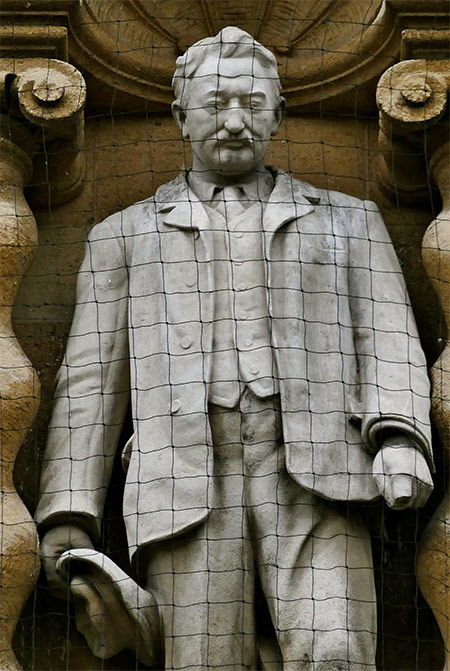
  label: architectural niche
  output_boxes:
[0,0,449,668]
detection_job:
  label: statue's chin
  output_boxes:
[217,148,256,172]
[214,157,261,178]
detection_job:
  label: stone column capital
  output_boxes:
[377,58,450,134]
[0,57,86,205]
[376,28,450,203]
[1,58,86,141]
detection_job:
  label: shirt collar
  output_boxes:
[187,168,274,205]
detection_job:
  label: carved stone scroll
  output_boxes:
[377,52,450,667]
[0,58,85,669]
[376,57,450,202]
[0,58,86,204]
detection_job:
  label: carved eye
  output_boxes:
[248,99,264,111]
[204,101,226,113]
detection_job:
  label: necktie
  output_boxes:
[211,185,246,220]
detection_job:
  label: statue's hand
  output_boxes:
[40,524,95,599]
[372,446,433,510]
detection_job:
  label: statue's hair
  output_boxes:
[172,26,282,105]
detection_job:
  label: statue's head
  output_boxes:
[172,26,285,179]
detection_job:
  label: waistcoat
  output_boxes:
[206,201,279,407]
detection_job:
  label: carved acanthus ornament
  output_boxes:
[376,27,450,667]
[0,9,85,668]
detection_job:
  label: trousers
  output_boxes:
[144,389,377,670]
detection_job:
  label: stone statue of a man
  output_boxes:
[36,26,434,670]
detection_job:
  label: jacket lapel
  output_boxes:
[156,170,317,237]
[263,170,317,241]
[155,174,211,233]
[153,174,215,341]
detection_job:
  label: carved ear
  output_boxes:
[172,101,189,139]
[271,97,286,136]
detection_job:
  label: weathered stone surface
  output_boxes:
[0,47,86,670]
[0,124,40,671]
[418,143,450,668]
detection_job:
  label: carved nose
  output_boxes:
[224,112,245,134]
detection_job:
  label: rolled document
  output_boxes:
[56,548,160,665]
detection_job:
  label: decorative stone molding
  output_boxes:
[0,26,68,60]
[376,25,450,667]
[0,0,77,61]
[377,58,449,131]
[0,11,86,666]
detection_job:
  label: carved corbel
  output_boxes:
[376,39,450,667]
[1,58,86,204]
[0,59,85,670]
[376,56,450,202]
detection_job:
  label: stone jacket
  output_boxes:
[36,169,433,560]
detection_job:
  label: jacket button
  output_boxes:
[180,336,193,349]
[171,399,181,414]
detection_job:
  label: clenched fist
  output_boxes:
[40,524,95,599]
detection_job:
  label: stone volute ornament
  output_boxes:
[376,28,450,669]
[0,13,86,669]
[377,55,450,202]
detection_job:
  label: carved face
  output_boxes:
[174,55,284,178]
